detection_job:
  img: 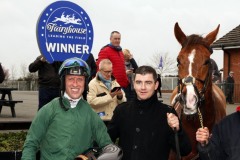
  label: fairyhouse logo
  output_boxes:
[37,1,93,63]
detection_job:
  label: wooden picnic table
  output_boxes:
[0,87,23,117]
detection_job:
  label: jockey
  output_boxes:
[22,57,122,160]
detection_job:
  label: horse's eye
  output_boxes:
[203,59,210,65]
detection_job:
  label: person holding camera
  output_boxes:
[123,49,138,101]
[28,55,62,110]
[87,59,126,120]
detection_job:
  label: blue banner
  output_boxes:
[37,1,94,63]
[159,56,163,68]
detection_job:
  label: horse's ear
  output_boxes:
[174,22,187,46]
[204,24,220,45]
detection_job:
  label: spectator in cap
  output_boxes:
[226,71,234,104]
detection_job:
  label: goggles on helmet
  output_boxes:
[59,57,90,77]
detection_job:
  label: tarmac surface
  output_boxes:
[0,91,239,123]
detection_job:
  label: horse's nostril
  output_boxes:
[185,76,193,83]
[194,95,198,105]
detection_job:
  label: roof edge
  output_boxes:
[211,42,240,49]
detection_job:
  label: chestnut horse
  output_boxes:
[169,23,226,160]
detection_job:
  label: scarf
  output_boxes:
[98,73,112,90]
[108,43,122,51]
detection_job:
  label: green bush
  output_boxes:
[0,131,27,151]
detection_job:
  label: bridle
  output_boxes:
[176,61,211,117]
[173,43,213,127]
[172,46,212,160]
[173,72,210,159]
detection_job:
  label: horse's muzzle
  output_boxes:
[182,94,198,115]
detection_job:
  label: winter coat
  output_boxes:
[97,45,129,88]
[198,111,240,160]
[108,93,192,160]
[86,53,97,82]
[87,73,126,120]
[28,56,62,88]
[0,63,5,83]
[21,97,112,160]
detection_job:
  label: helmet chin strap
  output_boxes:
[59,92,83,111]
[59,96,71,111]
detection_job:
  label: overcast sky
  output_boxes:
[1,0,240,78]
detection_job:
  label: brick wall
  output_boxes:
[223,48,240,84]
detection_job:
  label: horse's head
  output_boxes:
[173,23,220,115]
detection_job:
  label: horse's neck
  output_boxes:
[204,84,213,103]
[199,83,215,127]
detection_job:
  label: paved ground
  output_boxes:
[0,91,239,122]
[0,91,38,122]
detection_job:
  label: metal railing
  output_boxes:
[160,77,240,103]
[0,80,38,91]
[0,79,239,103]
[215,82,240,103]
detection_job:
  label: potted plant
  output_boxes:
[0,131,27,160]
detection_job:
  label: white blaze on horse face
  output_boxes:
[186,85,197,111]
[185,50,197,113]
[188,50,196,76]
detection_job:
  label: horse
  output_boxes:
[169,23,226,160]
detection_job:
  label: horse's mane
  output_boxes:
[182,34,210,50]
[182,34,213,54]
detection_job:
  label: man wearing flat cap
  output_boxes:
[226,71,234,104]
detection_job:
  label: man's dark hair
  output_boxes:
[110,31,120,37]
[133,66,157,82]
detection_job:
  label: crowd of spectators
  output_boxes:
[3,30,237,160]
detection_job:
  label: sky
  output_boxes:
[1,0,240,78]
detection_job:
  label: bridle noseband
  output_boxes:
[177,61,211,111]
[175,39,213,115]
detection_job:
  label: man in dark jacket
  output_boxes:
[108,65,191,160]
[29,55,62,110]
[0,63,5,83]
[226,71,235,104]
[86,53,97,82]
[196,107,240,160]
[82,53,97,100]
[157,74,162,98]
